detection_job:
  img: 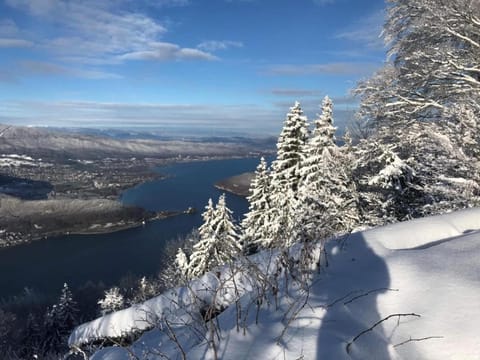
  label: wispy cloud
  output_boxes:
[0,97,354,134]
[265,62,380,76]
[0,60,122,82]
[0,18,32,48]
[335,9,385,50]
[0,100,283,134]
[197,40,244,52]
[118,43,217,62]
[270,88,322,97]
[4,0,216,65]
[0,38,32,47]
[20,60,123,79]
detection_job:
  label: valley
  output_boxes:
[0,124,272,248]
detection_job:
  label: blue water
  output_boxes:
[0,157,265,300]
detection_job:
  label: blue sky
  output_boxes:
[0,0,386,136]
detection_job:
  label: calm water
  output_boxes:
[0,157,264,300]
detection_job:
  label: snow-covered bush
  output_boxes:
[98,287,125,315]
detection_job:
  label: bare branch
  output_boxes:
[346,313,421,354]
[393,335,444,348]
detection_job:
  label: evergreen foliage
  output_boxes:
[188,194,241,277]
[241,157,273,249]
[271,101,309,193]
[42,283,79,355]
[297,97,359,241]
[268,101,309,247]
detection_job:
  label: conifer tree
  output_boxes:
[214,193,241,254]
[271,101,309,193]
[241,157,273,250]
[353,141,426,224]
[57,283,78,331]
[297,97,359,241]
[188,194,240,277]
[42,283,79,355]
[300,96,336,185]
[198,198,216,243]
[268,102,309,248]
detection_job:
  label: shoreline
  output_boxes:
[0,154,262,249]
[0,208,196,249]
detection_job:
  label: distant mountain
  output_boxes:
[0,124,274,161]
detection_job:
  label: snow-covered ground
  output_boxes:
[69,208,480,359]
[0,154,49,167]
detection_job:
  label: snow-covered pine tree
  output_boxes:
[297,97,359,242]
[42,283,79,355]
[241,157,273,250]
[98,287,125,315]
[188,194,241,277]
[300,96,336,185]
[57,283,78,332]
[214,193,242,254]
[198,198,216,242]
[353,140,427,224]
[268,102,309,248]
[271,101,309,193]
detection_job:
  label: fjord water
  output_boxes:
[0,157,262,301]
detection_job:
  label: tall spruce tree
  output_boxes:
[42,283,78,355]
[268,102,309,248]
[57,283,78,332]
[271,101,309,193]
[297,97,359,241]
[188,194,240,277]
[241,157,273,250]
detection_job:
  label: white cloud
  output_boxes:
[197,40,244,52]
[119,42,217,61]
[4,0,216,64]
[266,62,380,76]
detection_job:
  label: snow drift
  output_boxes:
[69,208,480,359]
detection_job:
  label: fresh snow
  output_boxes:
[70,208,480,359]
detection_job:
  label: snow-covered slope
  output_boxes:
[70,208,480,359]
